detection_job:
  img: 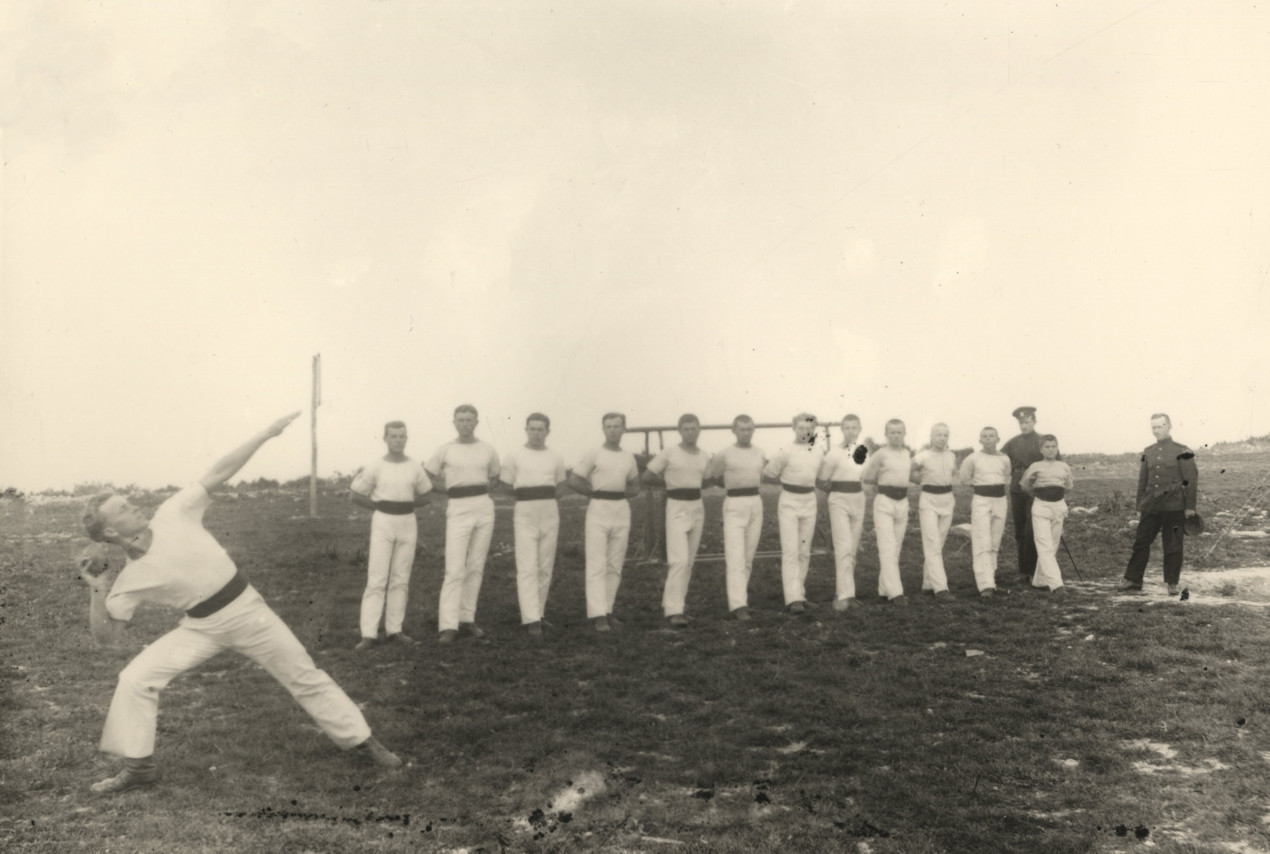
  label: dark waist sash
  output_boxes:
[727,487,760,498]
[781,484,815,495]
[921,485,953,495]
[666,488,702,501]
[186,569,249,619]
[515,485,557,501]
[1033,486,1067,502]
[375,500,416,515]
[591,490,627,500]
[973,485,1007,498]
[830,481,863,494]
[877,485,909,501]
[447,485,489,499]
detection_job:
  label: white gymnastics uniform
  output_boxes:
[426,441,500,632]
[763,442,826,606]
[574,446,640,619]
[646,445,712,618]
[913,447,958,594]
[350,457,432,639]
[861,446,913,599]
[102,484,371,759]
[706,444,766,612]
[500,446,567,624]
[818,443,867,601]
[1022,460,1075,590]
[958,451,1011,591]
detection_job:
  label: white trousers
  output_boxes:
[585,499,630,618]
[827,491,866,601]
[662,498,705,617]
[438,495,495,632]
[101,589,370,759]
[360,511,417,638]
[514,500,559,624]
[1031,498,1067,590]
[723,495,763,611]
[918,491,955,593]
[778,491,818,605]
[873,494,909,599]
[969,494,1008,590]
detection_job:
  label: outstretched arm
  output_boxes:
[199,412,301,492]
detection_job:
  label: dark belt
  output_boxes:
[666,488,702,501]
[447,485,488,499]
[591,490,626,500]
[375,500,416,515]
[1033,486,1066,502]
[186,569,248,619]
[877,485,909,501]
[973,485,1007,498]
[781,484,814,495]
[830,481,863,494]
[515,486,557,501]
[727,487,760,498]
[921,485,953,495]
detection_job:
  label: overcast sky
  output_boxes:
[3,1,1267,490]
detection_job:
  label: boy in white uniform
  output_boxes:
[957,427,1012,596]
[703,415,766,620]
[816,414,868,611]
[911,424,957,601]
[349,421,433,650]
[1020,435,1074,593]
[644,414,712,627]
[762,413,825,614]
[567,413,641,632]
[860,419,913,604]
[499,413,567,637]
[78,412,401,794]
[426,404,501,643]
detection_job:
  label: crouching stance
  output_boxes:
[79,413,401,795]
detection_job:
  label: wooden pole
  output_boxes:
[309,353,321,518]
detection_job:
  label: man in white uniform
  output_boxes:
[957,426,1012,597]
[816,414,868,612]
[704,415,766,621]
[78,412,401,794]
[643,414,712,627]
[860,419,913,604]
[567,413,641,632]
[499,413,567,638]
[426,404,501,644]
[762,413,825,614]
[349,421,432,650]
[911,423,957,601]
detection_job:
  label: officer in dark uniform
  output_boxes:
[1119,413,1199,595]
[1001,406,1058,581]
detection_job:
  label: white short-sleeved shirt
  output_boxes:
[818,443,867,483]
[959,451,1011,487]
[861,446,913,487]
[426,441,500,488]
[763,442,826,488]
[706,445,766,490]
[350,457,432,502]
[574,446,639,493]
[913,448,957,487]
[106,484,237,622]
[646,445,711,490]
[501,446,567,489]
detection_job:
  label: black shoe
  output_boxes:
[1117,579,1143,592]
[91,764,158,794]
[459,622,485,639]
[787,601,807,615]
[385,632,416,645]
[356,736,403,769]
[354,637,378,652]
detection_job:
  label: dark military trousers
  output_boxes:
[1124,510,1186,585]
[1009,492,1037,577]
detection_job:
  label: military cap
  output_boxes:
[1012,406,1037,420]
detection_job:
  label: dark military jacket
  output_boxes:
[1002,432,1061,494]
[1136,438,1198,513]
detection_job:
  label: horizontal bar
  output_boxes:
[626,423,834,434]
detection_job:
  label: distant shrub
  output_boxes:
[72,482,117,497]
[1,486,25,501]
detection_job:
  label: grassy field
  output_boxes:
[3,452,1270,853]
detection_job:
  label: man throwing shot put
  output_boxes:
[349,421,432,650]
[77,412,401,795]
[1119,413,1199,596]
[816,414,869,611]
[704,415,767,620]
[643,414,712,628]
[762,413,826,614]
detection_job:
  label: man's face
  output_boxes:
[384,427,408,455]
[1017,415,1037,434]
[930,426,950,451]
[454,411,478,438]
[794,419,818,443]
[602,417,625,445]
[840,419,861,445]
[1151,417,1171,441]
[98,495,148,539]
[1041,440,1059,461]
[678,421,701,447]
[733,421,756,446]
[979,428,999,452]
[526,420,549,447]
[886,423,906,447]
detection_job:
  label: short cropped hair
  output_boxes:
[792,412,817,426]
[930,422,949,434]
[1150,413,1171,425]
[526,412,550,429]
[383,420,406,437]
[980,425,999,435]
[1039,434,1059,445]
[83,491,117,543]
[454,404,478,418]
[841,414,861,424]
[885,418,905,431]
[732,414,755,429]
[677,413,700,429]
[601,412,626,427]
